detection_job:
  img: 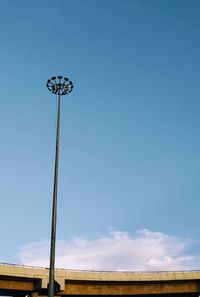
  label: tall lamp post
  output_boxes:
[46,76,73,297]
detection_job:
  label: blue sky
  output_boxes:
[0,0,200,270]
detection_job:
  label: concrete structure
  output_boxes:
[1,262,200,296]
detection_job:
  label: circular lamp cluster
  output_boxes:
[46,76,73,95]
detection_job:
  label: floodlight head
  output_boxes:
[46,76,73,95]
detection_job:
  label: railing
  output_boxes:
[0,261,200,274]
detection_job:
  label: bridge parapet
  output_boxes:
[1,262,200,296]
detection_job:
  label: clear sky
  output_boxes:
[0,0,200,271]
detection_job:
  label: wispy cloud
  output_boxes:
[17,229,199,271]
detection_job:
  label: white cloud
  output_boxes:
[17,229,199,271]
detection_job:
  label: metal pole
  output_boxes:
[46,76,73,297]
[48,92,61,297]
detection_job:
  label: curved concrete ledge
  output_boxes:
[1,262,200,281]
[1,262,200,296]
